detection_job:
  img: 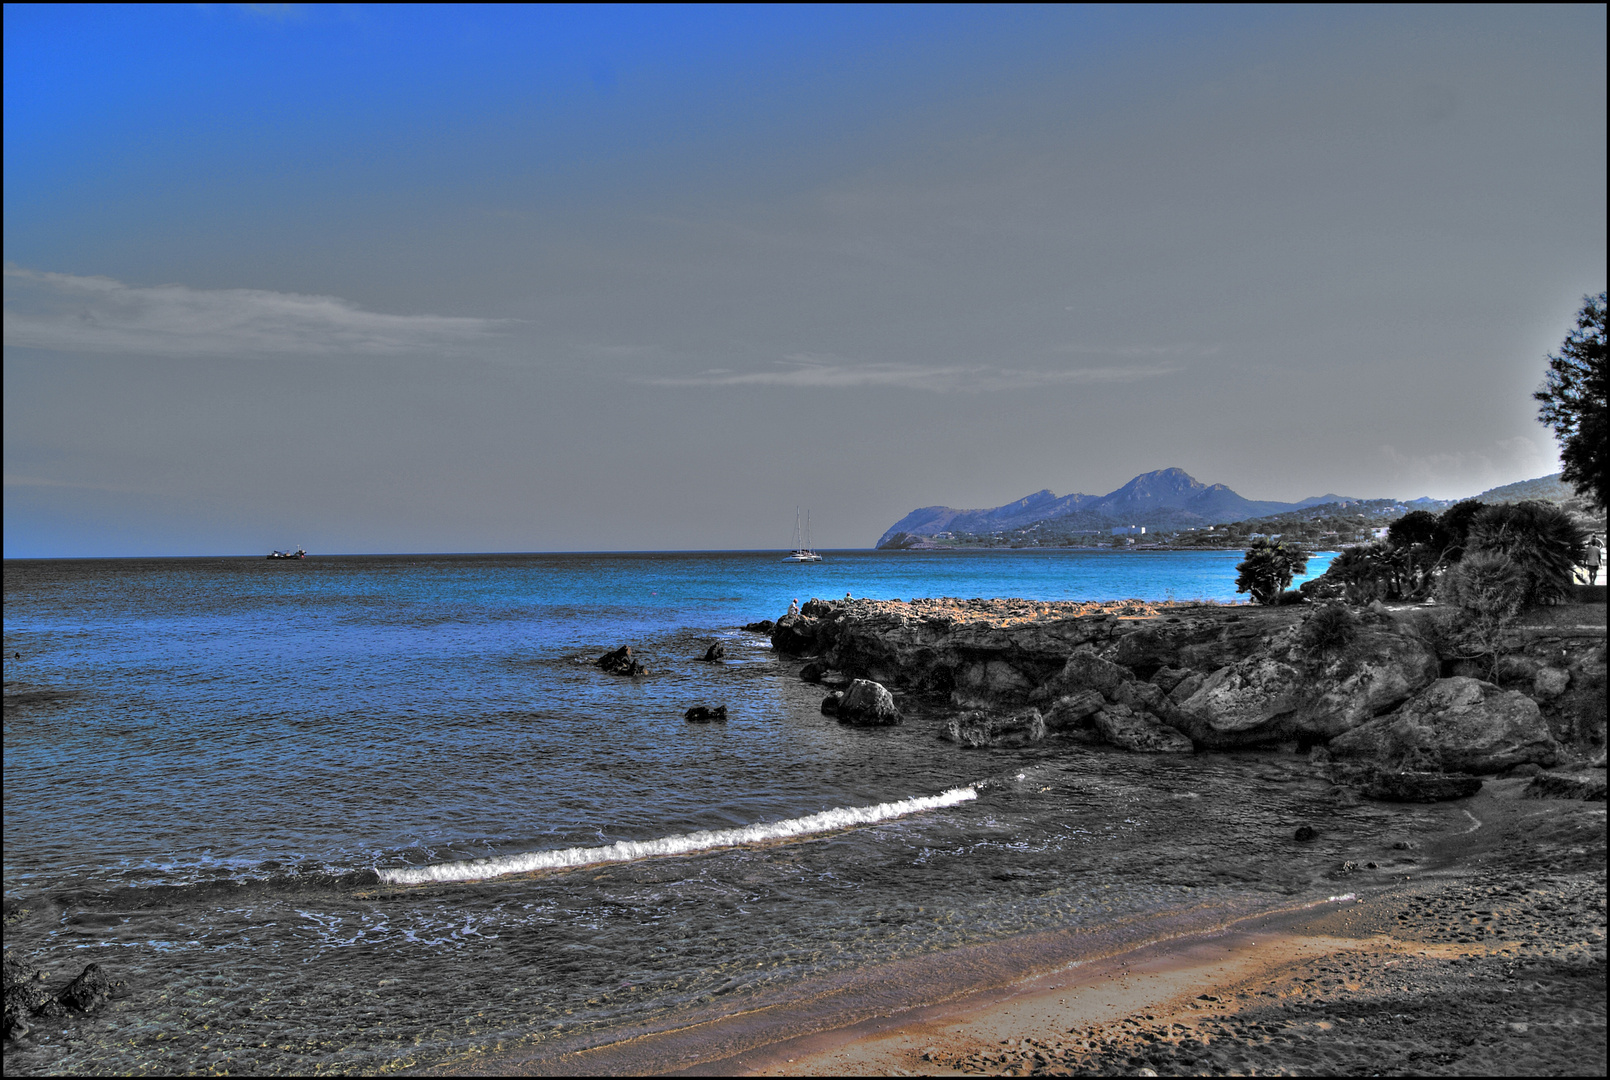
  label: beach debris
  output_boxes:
[596,645,648,676]
[835,679,902,726]
[683,705,727,723]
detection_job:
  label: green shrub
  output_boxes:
[1298,602,1359,657]
[1466,500,1586,606]
[1435,550,1526,673]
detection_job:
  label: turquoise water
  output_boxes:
[2,547,1357,1074]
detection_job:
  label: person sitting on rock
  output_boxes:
[787,598,800,617]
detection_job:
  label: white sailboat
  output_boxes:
[784,509,824,562]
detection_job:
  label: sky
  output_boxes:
[4,4,1605,557]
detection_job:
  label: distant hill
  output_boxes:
[1473,472,1575,504]
[876,468,1368,548]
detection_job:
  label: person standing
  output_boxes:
[1585,534,1603,586]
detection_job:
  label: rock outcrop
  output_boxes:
[1091,704,1195,753]
[684,705,727,723]
[940,709,1046,748]
[700,642,726,663]
[4,955,116,1044]
[596,646,647,676]
[1329,677,1559,775]
[1523,771,1608,801]
[835,679,902,726]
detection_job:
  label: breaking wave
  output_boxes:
[378,787,978,885]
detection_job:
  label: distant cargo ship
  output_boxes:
[267,549,307,560]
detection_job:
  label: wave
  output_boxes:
[378,787,978,886]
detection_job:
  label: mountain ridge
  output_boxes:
[875,467,1367,548]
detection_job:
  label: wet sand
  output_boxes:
[720,777,1607,1078]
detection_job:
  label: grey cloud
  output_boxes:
[2,267,510,358]
[646,354,1184,392]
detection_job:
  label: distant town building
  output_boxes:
[1110,525,1146,536]
[1372,526,1390,539]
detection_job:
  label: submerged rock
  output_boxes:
[1522,771,1608,801]
[1357,768,1483,803]
[836,679,902,726]
[700,642,726,663]
[56,963,113,1013]
[1091,704,1194,753]
[820,691,843,717]
[683,705,728,723]
[1329,677,1558,775]
[741,620,775,633]
[940,709,1046,748]
[596,646,648,677]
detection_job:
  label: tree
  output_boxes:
[1535,292,1607,508]
[1235,539,1310,605]
[1432,499,1487,563]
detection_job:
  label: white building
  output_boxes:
[1110,525,1146,536]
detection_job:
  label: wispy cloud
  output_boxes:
[3,266,510,358]
[1380,436,1560,499]
[645,354,1184,392]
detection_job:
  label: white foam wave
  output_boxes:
[378,787,977,886]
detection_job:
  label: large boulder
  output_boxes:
[1044,690,1105,732]
[1357,768,1483,803]
[1035,647,1132,699]
[1092,704,1195,753]
[951,660,1036,708]
[1329,677,1559,775]
[770,613,827,656]
[836,679,902,726]
[1523,772,1608,801]
[1173,619,1440,748]
[596,646,648,676]
[940,709,1046,748]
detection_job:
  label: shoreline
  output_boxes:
[411,777,1605,1078]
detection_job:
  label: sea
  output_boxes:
[2,546,1473,1076]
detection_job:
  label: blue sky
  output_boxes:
[4,4,1606,556]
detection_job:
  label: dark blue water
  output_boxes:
[5,547,1422,1077]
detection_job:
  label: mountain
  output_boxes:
[1473,472,1575,505]
[875,468,1363,548]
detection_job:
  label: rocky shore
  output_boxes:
[769,596,1606,799]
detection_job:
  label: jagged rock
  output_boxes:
[952,660,1035,707]
[800,661,827,683]
[1523,772,1608,801]
[940,709,1046,748]
[1092,704,1194,753]
[596,646,648,676]
[1174,620,1440,748]
[56,964,112,1013]
[1294,825,1318,841]
[801,598,836,617]
[741,620,775,633]
[820,692,843,717]
[4,954,70,1043]
[1037,647,1132,699]
[1150,666,1192,694]
[1110,679,1170,715]
[701,642,726,663]
[836,679,901,726]
[1532,666,1570,699]
[1044,690,1105,732]
[1357,768,1483,803]
[684,705,727,723]
[1168,671,1206,704]
[771,613,832,657]
[1329,677,1559,775]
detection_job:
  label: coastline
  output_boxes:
[411,776,1605,1077]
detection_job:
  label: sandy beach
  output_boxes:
[717,776,1606,1078]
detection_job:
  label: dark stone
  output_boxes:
[596,646,647,676]
[800,661,827,683]
[56,964,113,1013]
[1522,772,1608,801]
[701,642,726,663]
[1501,762,1544,779]
[684,705,728,723]
[1150,666,1192,694]
[4,954,65,1043]
[741,620,775,633]
[820,692,843,717]
[836,679,902,726]
[1294,825,1318,841]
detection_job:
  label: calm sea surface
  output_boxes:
[4,547,1476,1077]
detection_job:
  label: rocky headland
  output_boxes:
[770,596,1606,800]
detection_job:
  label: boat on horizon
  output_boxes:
[267,548,307,560]
[784,510,823,562]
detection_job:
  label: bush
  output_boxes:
[1435,550,1526,673]
[1466,500,1586,606]
[1298,602,1359,657]
[1433,499,1487,562]
[1387,510,1440,548]
[1235,539,1310,605]
[1320,542,1394,604]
